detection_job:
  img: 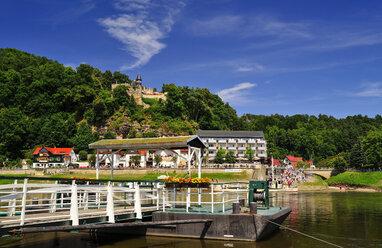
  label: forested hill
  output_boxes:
[244,114,382,168]
[1,48,382,168]
[0,48,244,161]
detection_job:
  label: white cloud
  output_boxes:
[217,82,257,105]
[236,64,264,72]
[99,0,185,70]
[355,83,382,97]
[245,15,311,39]
[190,14,311,39]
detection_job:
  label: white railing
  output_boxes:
[0,178,162,227]
[0,178,251,228]
[161,182,249,213]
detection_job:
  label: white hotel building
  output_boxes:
[196,130,267,162]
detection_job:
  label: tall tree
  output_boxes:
[225,151,236,163]
[350,141,365,168]
[244,147,255,162]
[213,148,225,164]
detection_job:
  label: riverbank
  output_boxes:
[299,171,382,192]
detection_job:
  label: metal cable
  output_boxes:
[266,219,343,248]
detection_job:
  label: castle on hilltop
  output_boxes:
[111,74,167,106]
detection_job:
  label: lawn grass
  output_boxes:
[326,171,382,188]
[0,174,30,184]
[300,175,328,187]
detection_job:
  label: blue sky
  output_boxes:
[2,0,382,117]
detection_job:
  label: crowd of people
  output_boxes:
[281,167,307,187]
[270,166,307,188]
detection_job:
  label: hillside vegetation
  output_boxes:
[0,48,242,162]
[1,48,382,170]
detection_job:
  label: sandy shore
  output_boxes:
[298,185,381,192]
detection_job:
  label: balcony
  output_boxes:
[237,139,246,143]
[228,146,236,150]
[208,146,217,150]
[257,147,266,150]
[207,138,216,143]
[218,140,226,144]
[257,139,266,144]
[227,139,236,143]
[238,146,246,150]
[237,153,244,157]
[248,139,256,144]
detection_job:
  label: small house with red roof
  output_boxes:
[283,155,303,167]
[32,147,77,168]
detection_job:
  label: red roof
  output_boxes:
[33,147,73,155]
[271,158,281,166]
[285,156,303,162]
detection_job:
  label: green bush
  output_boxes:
[78,150,88,161]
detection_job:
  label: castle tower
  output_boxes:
[135,74,142,86]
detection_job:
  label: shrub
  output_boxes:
[78,150,88,161]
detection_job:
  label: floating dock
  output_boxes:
[2,177,291,242]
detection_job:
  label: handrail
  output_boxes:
[0,175,161,183]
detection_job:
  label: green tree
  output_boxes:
[327,155,347,172]
[225,151,236,163]
[89,154,96,167]
[213,148,225,164]
[78,150,88,161]
[350,141,365,168]
[362,130,382,167]
[70,122,98,152]
[296,161,309,168]
[244,147,255,162]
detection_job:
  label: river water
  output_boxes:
[1,191,381,248]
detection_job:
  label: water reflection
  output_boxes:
[2,192,381,248]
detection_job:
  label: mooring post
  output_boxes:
[134,182,142,220]
[20,179,28,226]
[250,202,257,214]
[107,181,115,223]
[70,180,79,226]
[232,202,241,214]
